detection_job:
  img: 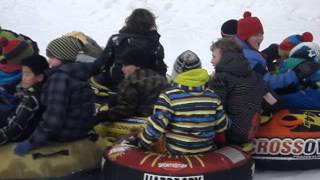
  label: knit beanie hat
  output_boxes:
[0,37,35,64]
[21,55,49,75]
[46,36,83,62]
[221,19,238,37]
[63,31,103,58]
[278,32,313,58]
[118,47,155,69]
[171,50,202,79]
[289,42,320,61]
[237,11,264,41]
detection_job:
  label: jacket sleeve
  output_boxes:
[263,70,299,90]
[208,74,228,105]
[154,43,167,76]
[0,91,39,143]
[139,93,172,149]
[244,48,300,90]
[29,72,69,146]
[213,101,229,133]
[100,36,116,69]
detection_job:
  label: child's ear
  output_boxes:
[36,74,44,82]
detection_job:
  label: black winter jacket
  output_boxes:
[97,27,167,91]
[209,52,267,144]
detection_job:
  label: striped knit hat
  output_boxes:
[279,32,313,58]
[171,50,202,79]
[46,36,83,62]
[0,37,35,64]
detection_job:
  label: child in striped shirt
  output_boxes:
[139,50,229,155]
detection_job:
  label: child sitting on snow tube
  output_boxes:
[14,36,96,156]
[138,50,229,155]
[276,42,320,109]
[0,55,48,145]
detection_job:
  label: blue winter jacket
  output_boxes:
[236,37,299,90]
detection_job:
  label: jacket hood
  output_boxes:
[215,52,252,77]
[174,68,209,87]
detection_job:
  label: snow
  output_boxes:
[1,0,320,179]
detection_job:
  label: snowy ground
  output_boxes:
[1,0,320,179]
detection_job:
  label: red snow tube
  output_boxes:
[102,138,254,180]
[253,109,320,170]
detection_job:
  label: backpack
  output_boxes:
[111,33,166,75]
[98,32,167,91]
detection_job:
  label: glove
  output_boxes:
[262,43,280,62]
[0,131,8,145]
[14,140,33,156]
[293,61,320,82]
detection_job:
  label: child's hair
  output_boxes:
[21,55,49,75]
[210,37,243,54]
[125,8,157,31]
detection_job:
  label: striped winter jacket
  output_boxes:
[139,69,228,155]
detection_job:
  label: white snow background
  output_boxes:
[1,0,320,179]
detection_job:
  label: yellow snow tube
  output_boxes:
[94,117,147,149]
[0,138,102,179]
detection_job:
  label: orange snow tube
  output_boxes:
[253,109,320,170]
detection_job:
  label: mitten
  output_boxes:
[14,140,33,156]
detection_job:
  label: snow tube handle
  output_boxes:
[32,149,69,160]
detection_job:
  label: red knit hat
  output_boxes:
[237,11,264,41]
[0,37,34,64]
[278,32,313,58]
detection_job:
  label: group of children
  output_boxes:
[0,8,319,156]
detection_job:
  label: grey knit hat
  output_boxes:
[46,36,83,62]
[171,50,202,79]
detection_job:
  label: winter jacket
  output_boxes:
[139,69,228,155]
[99,68,169,122]
[209,52,267,144]
[0,64,21,111]
[235,37,299,90]
[0,84,43,145]
[276,57,320,109]
[29,62,95,147]
[97,27,167,91]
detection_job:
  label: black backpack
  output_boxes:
[112,33,166,74]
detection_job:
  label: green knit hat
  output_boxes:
[46,36,83,62]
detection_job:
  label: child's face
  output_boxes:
[47,57,62,68]
[247,33,264,50]
[121,64,139,78]
[21,66,43,89]
[211,48,222,66]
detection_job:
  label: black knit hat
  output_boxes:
[118,48,155,69]
[46,36,83,62]
[21,55,49,75]
[221,19,238,37]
